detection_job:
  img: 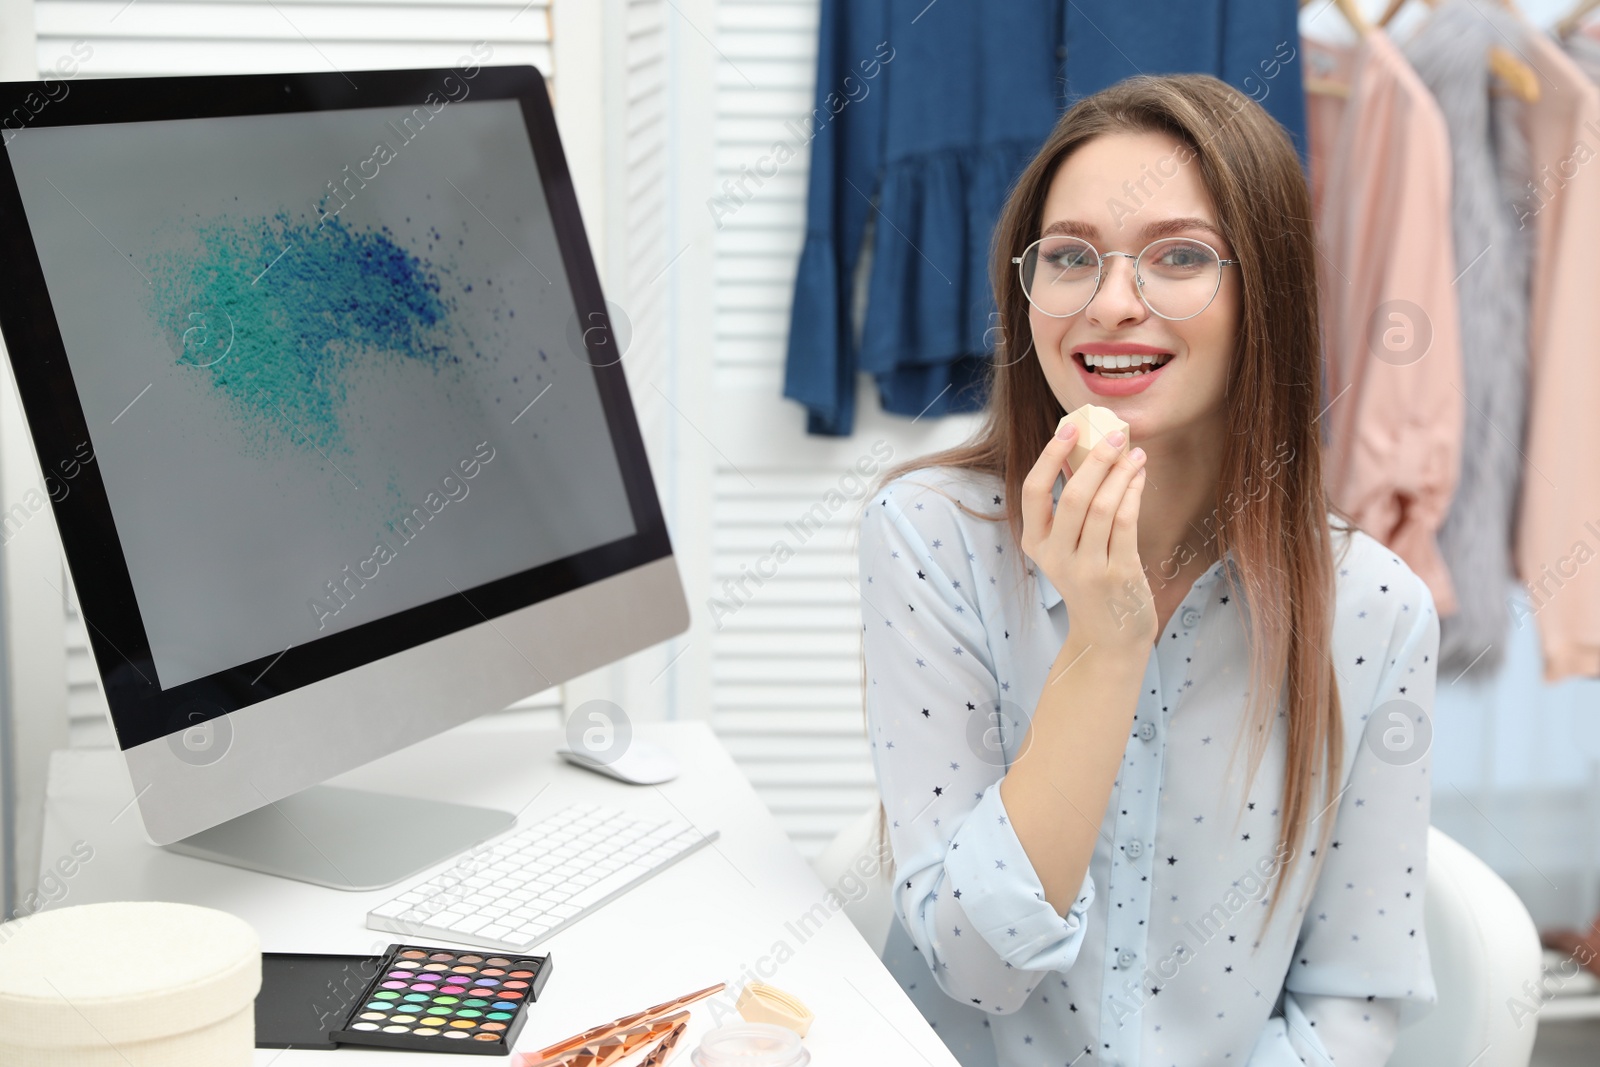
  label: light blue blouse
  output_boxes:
[858,466,1438,1067]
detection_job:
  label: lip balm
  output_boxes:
[1057,404,1130,471]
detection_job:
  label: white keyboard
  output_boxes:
[366,802,719,951]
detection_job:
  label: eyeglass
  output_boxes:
[1011,235,1240,321]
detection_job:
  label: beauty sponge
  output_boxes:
[1057,404,1130,470]
[735,981,814,1037]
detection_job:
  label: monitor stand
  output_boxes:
[162,783,517,891]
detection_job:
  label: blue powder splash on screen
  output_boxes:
[143,211,469,456]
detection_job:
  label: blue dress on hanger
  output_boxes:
[783,0,1308,436]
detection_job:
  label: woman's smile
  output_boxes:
[1072,340,1174,395]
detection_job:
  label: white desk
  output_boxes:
[38,716,960,1065]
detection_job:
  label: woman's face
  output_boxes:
[1027,129,1240,448]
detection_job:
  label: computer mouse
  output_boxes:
[556,738,680,785]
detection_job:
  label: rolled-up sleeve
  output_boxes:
[1249,568,1440,1066]
[859,481,1093,1014]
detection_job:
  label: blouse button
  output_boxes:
[1181,606,1202,629]
[1138,722,1156,742]
[1126,839,1143,858]
[1118,950,1137,968]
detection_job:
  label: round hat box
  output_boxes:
[0,900,260,1066]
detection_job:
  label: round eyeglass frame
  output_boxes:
[1010,235,1240,321]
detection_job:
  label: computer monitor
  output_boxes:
[0,64,689,889]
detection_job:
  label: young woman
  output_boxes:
[858,74,1438,1067]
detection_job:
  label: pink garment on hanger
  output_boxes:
[1301,35,1358,222]
[1315,29,1464,617]
[1511,28,1600,683]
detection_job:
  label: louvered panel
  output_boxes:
[713,254,797,283]
[712,229,803,257]
[715,117,818,148]
[720,732,867,762]
[718,467,882,494]
[36,5,547,41]
[716,64,810,93]
[714,659,858,686]
[33,41,553,78]
[715,709,866,734]
[710,526,860,553]
[36,0,552,79]
[760,790,879,815]
[712,336,786,364]
[717,279,792,311]
[712,501,873,525]
[715,684,858,712]
[744,761,875,788]
[715,630,858,658]
[717,28,817,62]
[717,308,793,340]
[713,603,860,632]
[612,0,669,462]
[717,86,811,117]
[710,366,778,392]
[711,583,853,608]
[706,0,886,860]
[718,0,814,32]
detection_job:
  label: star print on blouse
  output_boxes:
[859,465,1440,1067]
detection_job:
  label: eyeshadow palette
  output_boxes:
[256,943,552,1055]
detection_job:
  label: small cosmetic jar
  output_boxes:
[0,900,261,1066]
[690,1021,811,1066]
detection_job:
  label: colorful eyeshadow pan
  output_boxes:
[329,943,550,1055]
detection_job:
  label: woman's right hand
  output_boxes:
[1019,421,1155,657]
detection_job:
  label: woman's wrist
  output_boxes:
[1050,631,1147,685]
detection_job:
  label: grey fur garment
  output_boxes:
[1402,0,1532,680]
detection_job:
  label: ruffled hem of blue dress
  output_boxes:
[859,137,1047,375]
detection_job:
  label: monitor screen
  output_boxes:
[0,68,670,750]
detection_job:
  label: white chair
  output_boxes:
[811,804,896,956]
[813,810,1543,1067]
[1388,827,1543,1067]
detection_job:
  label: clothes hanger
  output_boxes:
[1377,0,1410,26]
[1301,0,1373,36]
[1377,0,1540,101]
[1300,0,1365,95]
[1488,0,1541,102]
[1557,0,1600,39]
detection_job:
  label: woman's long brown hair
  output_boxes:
[860,73,1354,938]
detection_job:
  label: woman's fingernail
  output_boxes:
[1130,447,1146,462]
[1107,430,1127,447]
[1055,423,1076,441]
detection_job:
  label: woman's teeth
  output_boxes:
[1080,352,1172,378]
